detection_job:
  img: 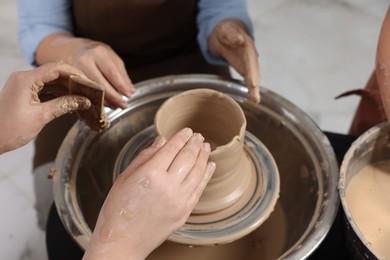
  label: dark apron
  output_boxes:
[34,0,230,168]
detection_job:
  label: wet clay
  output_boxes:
[39,74,109,131]
[147,201,287,260]
[346,161,390,259]
[155,88,254,215]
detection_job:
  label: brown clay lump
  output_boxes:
[38,74,110,131]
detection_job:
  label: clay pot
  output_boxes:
[153,88,279,246]
[154,88,252,214]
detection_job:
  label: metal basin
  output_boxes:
[53,74,338,259]
[339,122,390,259]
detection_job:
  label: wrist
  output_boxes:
[84,205,151,260]
[35,32,75,65]
[84,232,147,260]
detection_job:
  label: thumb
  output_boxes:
[218,22,245,48]
[41,95,91,124]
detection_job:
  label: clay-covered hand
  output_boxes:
[0,63,91,154]
[36,33,135,109]
[83,128,216,260]
[209,19,260,103]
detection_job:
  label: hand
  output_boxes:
[83,128,216,260]
[36,33,135,109]
[209,19,260,103]
[0,62,91,154]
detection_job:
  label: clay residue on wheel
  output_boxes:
[38,74,110,131]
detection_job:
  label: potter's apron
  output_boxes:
[337,70,386,137]
[33,0,230,229]
[34,0,230,168]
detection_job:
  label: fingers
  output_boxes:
[78,44,134,109]
[30,62,86,93]
[97,50,135,97]
[242,39,261,103]
[186,161,216,209]
[244,62,261,103]
[40,95,91,124]
[182,142,212,189]
[77,62,128,109]
[146,128,193,171]
[247,84,260,103]
[94,59,133,109]
[167,133,204,181]
[36,62,86,83]
[151,129,214,213]
[123,136,167,174]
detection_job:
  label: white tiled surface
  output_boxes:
[0,0,388,259]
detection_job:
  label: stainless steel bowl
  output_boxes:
[339,122,389,259]
[53,74,338,259]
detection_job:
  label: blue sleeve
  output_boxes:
[17,0,73,65]
[197,0,254,66]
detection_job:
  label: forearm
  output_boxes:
[0,136,14,155]
[35,33,78,65]
[82,197,152,260]
[376,7,390,120]
[83,218,144,260]
[18,0,72,64]
[83,238,144,260]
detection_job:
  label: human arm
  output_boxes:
[377,6,390,121]
[17,0,134,109]
[0,63,91,154]
[197,0,260,103]
[83,128,215,260]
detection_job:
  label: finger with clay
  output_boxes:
[0,62,91,154]
[209,19,260,103]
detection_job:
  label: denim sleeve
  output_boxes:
[197,0,254,66]
[17,0,73,65]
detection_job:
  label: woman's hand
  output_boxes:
[209,19,260,103]
[0,62,91,154]
[36,33,135,109]
[83,128,216,260]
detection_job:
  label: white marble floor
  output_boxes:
[0,0,388,259]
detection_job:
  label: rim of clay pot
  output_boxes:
[339,122,387,259]
[154,88,247,156]
[53,74,339,259]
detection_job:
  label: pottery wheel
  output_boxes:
[113,125,279,245]
[54,74,339,258]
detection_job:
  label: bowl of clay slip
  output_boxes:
[339,122,390,259]
[151,88,280,245]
